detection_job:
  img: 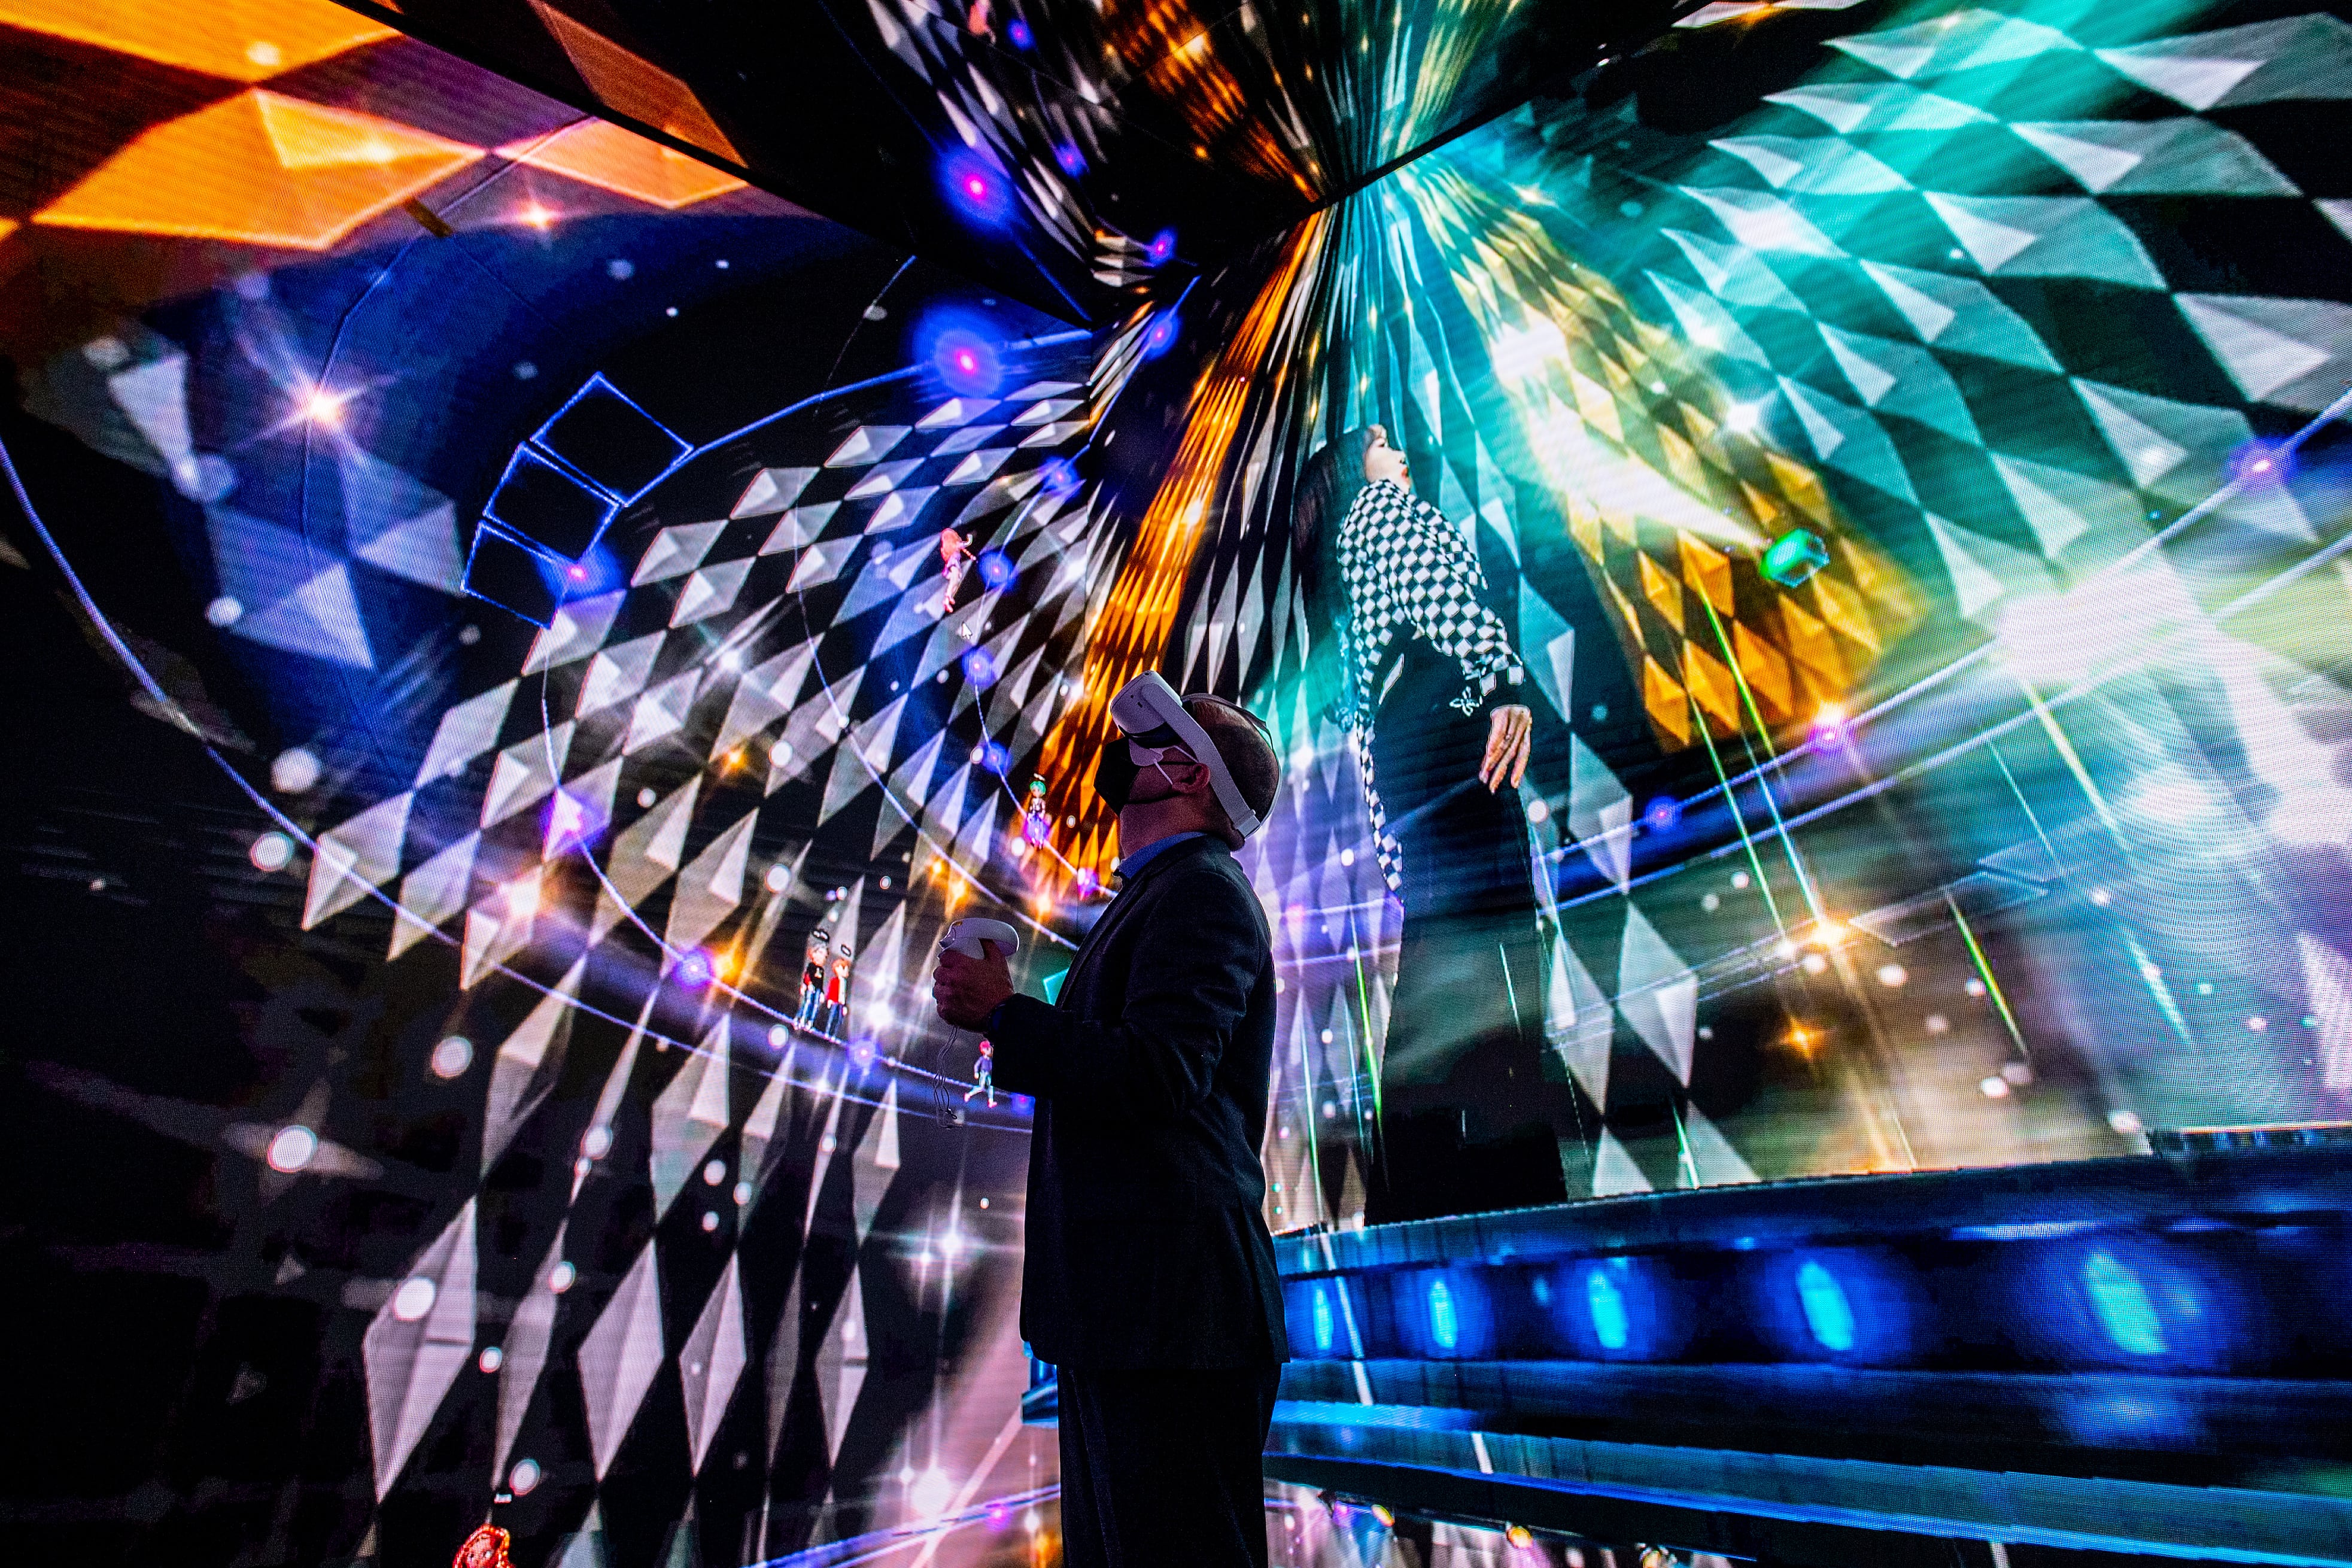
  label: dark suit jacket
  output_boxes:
[988,834,1290,1370]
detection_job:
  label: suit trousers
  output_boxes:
[1057,1364,1283,1568]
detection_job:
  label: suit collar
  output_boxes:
[1069,835,1221,976]
[1113,831,1218,894]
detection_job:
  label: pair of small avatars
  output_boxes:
[794,927,855,1035]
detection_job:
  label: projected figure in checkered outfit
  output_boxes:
[1293,425,1573,1224]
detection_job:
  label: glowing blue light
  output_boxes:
[977,548,1014,589]
[1053,142,1087,178]
[1311,1286,1334,1353]
[963,648,998,688]
[940,148,1014,228]
[849,1037,879,1070]
[674,950,716,989]
[1040,457,1081,499]
[982,742,1010,774]
[1006,17,1034,47]
[2083,1250,2167,1356]
[1140,309,1180,359]
[1586,1266,1630,1351]
[934,329,1004,397]
[1642,796,1681,833]
[1145,229,1177,266]
[1427,1277,1458,1351]
[536,539,624,598]
[1796,1260,1856,1351]
[542,787,606,856]
[2229,439,2293,488]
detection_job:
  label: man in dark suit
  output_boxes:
[932,688,1287,1568]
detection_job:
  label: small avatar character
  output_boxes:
[937,527,974,616]
[795,929,830,1029]
[454,1525,513,1568]
[822,942,855,1035]
[1022,776,1052,847]
[964,1039,996,1107]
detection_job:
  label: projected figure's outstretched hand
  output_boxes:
[934,941,1014,1030]
[1481,703,1533,792]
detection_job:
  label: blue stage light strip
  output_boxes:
[1239,1149,2352,1564]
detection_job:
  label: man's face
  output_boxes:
[1120,740,1197,806]
[1092,722,1205,812]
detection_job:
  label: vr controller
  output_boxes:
[938,917,1020,959]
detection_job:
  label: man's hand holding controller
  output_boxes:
[932,917,1017,1029]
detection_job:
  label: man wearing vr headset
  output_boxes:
[932,671,1287,1568]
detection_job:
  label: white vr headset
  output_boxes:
[1106,671,1269,840]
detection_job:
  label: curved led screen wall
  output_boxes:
[4,0,2351,1564]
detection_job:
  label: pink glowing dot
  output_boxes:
[569,565,588,581]
[966,177,986,196]
[957,352,976,371]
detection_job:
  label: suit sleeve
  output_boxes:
[988,867,1265,1123]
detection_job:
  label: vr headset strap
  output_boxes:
[1110,673,1263,839]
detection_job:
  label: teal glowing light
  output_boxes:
[2083,1250,2167,1356]
[1311,1286,1335,1354]
[1796,1260,1856,1351]
[1586,1266,1630,1351]
[1762,528,1831,588]
[1428,1277,1458,1351]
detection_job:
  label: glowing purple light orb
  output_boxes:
[1145,228,1177,266]
[2229,439,2293,487]
[1139,309,1180,358]
[963,648,998,688]
[940,150,1014,227]
[1053,142,1087,177]
[542,788,606,856]
[674,949,716,988]
[849,1037,879,1069]
[1810,703,1850,750]
[1642,796,1681,833]
[933,326,1003,395]
[1007,18,1034,47]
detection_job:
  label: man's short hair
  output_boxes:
[1183,695,1282,843]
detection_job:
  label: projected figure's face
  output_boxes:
[1364,425,1410,488]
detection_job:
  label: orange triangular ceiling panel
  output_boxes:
[37,91,482,250]
[498,119,746,209]
[0,1,396,81]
